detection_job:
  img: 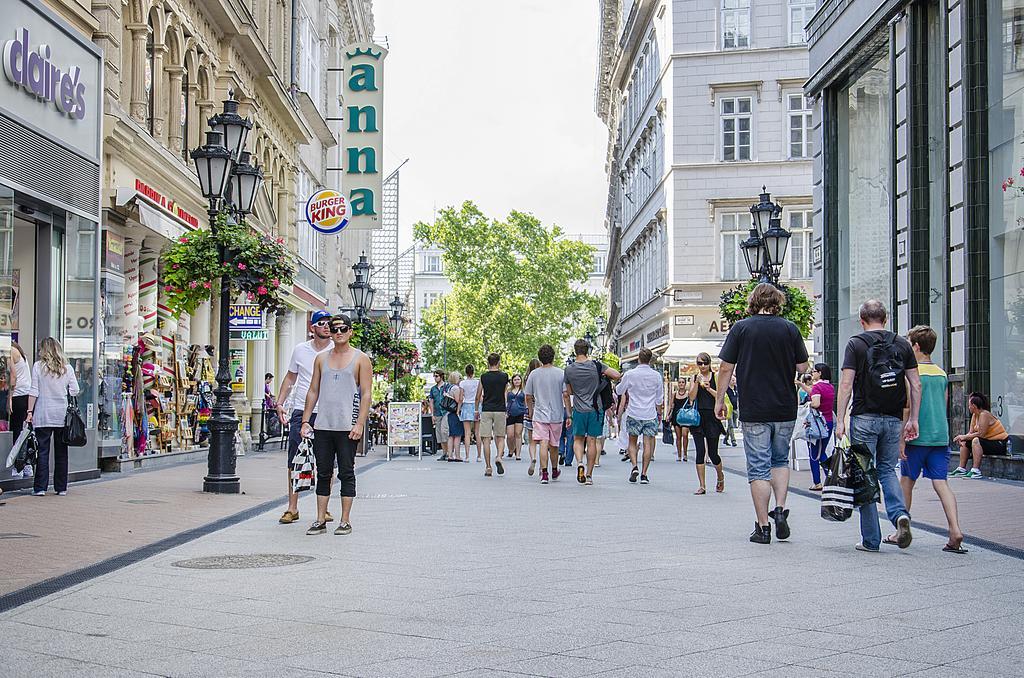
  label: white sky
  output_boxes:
[373,0,609,246]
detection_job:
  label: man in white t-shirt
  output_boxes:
[276,310,332,524]
[615,348,664,485]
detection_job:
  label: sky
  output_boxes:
[373,0,610,246]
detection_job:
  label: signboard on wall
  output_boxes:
[340,42,388,229]
[228,304,263,330]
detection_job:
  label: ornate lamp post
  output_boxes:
[348,253,375,323]
[742,186,792,285]
[189,94,261,494]
[389,295,406,387]
[595,315,607,353]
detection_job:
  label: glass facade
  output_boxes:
[836,52,892,344]
[989,0,1024,443]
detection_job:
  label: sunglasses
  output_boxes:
[313,320,330,327]
[330,325,351,334]
[696,361,710,366]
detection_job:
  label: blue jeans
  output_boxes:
[741,421,795,482]
[850,414,909,550]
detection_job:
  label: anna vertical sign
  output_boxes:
[341,42,387,230]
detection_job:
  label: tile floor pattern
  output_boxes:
[2,449,1023,677]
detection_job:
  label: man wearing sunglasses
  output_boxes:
[275,310,333,524]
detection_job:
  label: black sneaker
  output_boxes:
[436,454,448,462]
[306,521,327,535]
[496,460,504,476]
[629,466,639,483]
[640,475,649,484]
[334,522,352,536]
[749,523,771,544]
[770,507,791,540]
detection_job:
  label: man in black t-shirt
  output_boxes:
[716,283,809,545]
[479,353,510,477]
[835,299,921,553]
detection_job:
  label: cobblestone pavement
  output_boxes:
[1,442,1022,677]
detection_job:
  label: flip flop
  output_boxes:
[943,543,968,554]
[694,488,706,495]
[882,535,899,546]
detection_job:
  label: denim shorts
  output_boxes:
[626,416,659,438]
[741,420,795,482]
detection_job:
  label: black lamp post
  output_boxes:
[190,94,260,494]
[742,186,792,285]
[389,295,405,388]
[348,253,375,323]
[595,315,607,353]
[584,330,595,350]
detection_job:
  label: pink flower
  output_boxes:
[164,285,173,292]
[246,292,254,301]
[237,263,247,270]
[172,263,180,269]
[179,236,189,243]
[271,278,280,287]
[1019,167,1024,177]
[1010,178,1016,187]
[257,286,268,295]
[202,282,211,289]
[276,237,285,244]
[189,281,198,289]
[1004,182,1009,192]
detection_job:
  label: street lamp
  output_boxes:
[189,95,263,494]
[743,186,791,285]
[348,253,374,322]
[584,330,595,349]
[388,295,406,392]
[595,315,607,352]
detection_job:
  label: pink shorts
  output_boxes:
[532,421,562,447]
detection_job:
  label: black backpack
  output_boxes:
[592,360,614,412]
[859,332,907,413]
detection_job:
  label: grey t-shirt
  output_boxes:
[564,359,602,413]
[524,366,566,424]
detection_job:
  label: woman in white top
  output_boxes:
[8,341,31,442]
[459,364,481,463]
[27,337,80,496]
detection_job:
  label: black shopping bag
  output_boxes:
[662,420,674,445]
[849,442,880,507]
[821,438,854,522]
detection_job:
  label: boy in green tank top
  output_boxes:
[896,326,966,554]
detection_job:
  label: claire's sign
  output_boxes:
[340,42,387,230]
[3,28,87,119]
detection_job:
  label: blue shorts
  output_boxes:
[901,444,949,481]
[287,409,316,465]
[571,410,604,438]
[741,420,795,482]
[459,402,477,422]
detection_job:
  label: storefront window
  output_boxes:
[837,51,892,344]
[989,0,1024,445]
[64,213,97,424]
[928,1,947,361]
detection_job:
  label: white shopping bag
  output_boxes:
[5,429,29,468]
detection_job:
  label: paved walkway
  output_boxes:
[1,442,1022,677]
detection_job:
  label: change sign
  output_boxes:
[228,304,263,330]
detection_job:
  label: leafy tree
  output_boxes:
[414,202,601,374]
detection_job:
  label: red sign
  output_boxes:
[134,179,200,228]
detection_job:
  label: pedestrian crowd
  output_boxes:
[265,283,1001,553]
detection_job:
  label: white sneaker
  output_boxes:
[966,469,983,479]
[32,491,45,496]
[57,491,67,496]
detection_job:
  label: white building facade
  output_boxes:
[596,0,814,369]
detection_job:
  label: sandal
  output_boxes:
[716,478,725,493]
[943,543,968,554]
[882,535,899,546]
[809,484,823,492]
[484,469,493,477]
[694,488,706,495]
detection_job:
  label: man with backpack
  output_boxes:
[563,339,620,485]
[835,299,922,553]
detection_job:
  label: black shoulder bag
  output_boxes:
[62,386,88,447]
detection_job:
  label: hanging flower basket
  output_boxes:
[719,280,814,338]
[160,213,295,317]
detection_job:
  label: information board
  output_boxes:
[387,402,421,457]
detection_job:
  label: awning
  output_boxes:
[113,187,192,242]
[658,339,724,362]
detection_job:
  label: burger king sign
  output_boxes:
[305,189,350,234]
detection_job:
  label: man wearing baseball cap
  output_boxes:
[276,310,333,524]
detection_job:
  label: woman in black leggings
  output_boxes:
[687,352,725,495]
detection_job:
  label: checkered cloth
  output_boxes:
[291,435,315,493]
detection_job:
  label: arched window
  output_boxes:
[180,66,189,161]
[145,18,155,133]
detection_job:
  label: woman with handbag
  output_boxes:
[686,353,726,495]
[26,337,80,496]
[442,372,465,462]
[505,374,527,462]
[669,375,690,462]
[8,341,31,443]
[807,363,836,491]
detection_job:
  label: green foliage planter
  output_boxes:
[352,318,421,379]
[719,280,814,338]
[160,214,295,317]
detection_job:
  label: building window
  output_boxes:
[787,210,812,279]
[788,0,815,45]
[721,97,752,161]
[145,22,155,134]
[300,18,322,108]
[296,171,319,269]
[722,0,750,49]
[422,254,442,273]
[788,94,813,158]
[720,212,752,281]
[421,291,440,310]
[180,67,189,162]
[593,253,605,275]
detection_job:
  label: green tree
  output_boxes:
[414,201,601,374]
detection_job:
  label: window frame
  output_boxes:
[788,93,813,159]
[721,0,751,50]
[785,209,813,280]
[787,0,815,45]
[719,211,753,282]
[720,96,753,162]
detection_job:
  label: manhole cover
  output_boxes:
[171,554,314,569]
[123,499,168,505]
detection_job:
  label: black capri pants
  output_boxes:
[313,430,359,497]
[690,410,723,466]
